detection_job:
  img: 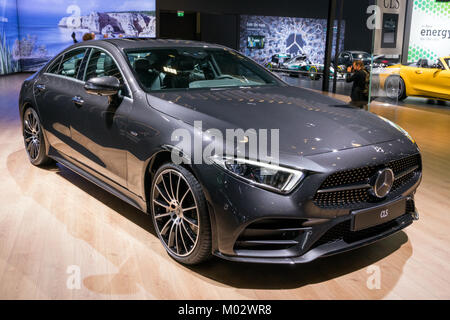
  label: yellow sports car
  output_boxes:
[379,56,450,101]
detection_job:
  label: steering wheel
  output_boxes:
[216,75,234,80]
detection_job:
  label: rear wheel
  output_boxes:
[385,76,407,101]
[150,163,212,265]
[23,107,53,166]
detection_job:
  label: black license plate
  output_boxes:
[351,198,406,231]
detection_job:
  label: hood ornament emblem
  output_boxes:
[370,168,394,198]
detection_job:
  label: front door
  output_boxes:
[410,61,450,99]
[69,48,132,188]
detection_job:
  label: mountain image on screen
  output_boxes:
[58,12,155,37]
[0,0,157,74]
[13,11,156,72]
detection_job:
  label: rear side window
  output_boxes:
[47,56,62,74]
[53,49,86,78]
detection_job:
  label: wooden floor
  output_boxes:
[0,73,449,299]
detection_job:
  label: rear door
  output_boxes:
[34,48,88,156]
[69,47,132,188]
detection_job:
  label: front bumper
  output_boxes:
[214,210,415,264]
[192,139,421,264]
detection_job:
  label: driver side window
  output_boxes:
[84,48,129,97]
[435,60,445,70]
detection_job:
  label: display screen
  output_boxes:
[381,13,398,48]
[247,35,265,49]
[0,0,20,74]
[407,0,450,62]
[240,15,345,66]
[0,0,156,75]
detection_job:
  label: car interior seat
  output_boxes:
[134,58,161,89]
[74,58,82,78]
[163,59,194,89]
[417,58,429,68]
[103,55,121,80]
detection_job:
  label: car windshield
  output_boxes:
[352,52,371,60]
[126,47,280,91]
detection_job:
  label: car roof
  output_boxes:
[99,38,226,50]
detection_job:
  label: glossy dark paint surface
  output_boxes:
[146,86,406,159]
[19,39,421,264]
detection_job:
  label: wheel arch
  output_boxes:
[142,146,196,205]
[396,72,409,95]
[20,100,35,123]
[385,74,407,99]
[142,146,219,253]
[20,100,52,156]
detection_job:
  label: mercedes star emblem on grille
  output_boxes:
[371,168,395,198]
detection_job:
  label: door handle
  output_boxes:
[36,84,46,91]
[72,96,84,106]
[415,70,423,74]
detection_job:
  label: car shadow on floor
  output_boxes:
[53,162,158,237]
[187,231,409,290]
[7,150,412,294]
[53,161,410,291]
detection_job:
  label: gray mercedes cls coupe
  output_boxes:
[19,39,421,265]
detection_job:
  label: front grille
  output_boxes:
[314,154,421,208]
[393,171,416,190]
[320,166,374,189]
[311,213,412,249]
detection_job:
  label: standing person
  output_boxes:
[82,32,95,41]
[71,32,78,43]
[346,60,370,109]
[71,32,95,43]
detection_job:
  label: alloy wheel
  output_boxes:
[152,169,200,257]
[23,109,41,161]
[386,77,403,100]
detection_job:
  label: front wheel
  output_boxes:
[309,66,320,80]
[385,76,407,101]
[23,107,53,166]
[150,163,212,265]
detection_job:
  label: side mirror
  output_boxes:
[84,76,121,96]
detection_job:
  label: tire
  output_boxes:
[22,107,53,166]
[150,163,212,265]
[309,66,320,80]
[385,76,407,101]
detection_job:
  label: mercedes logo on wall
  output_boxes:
[370,168,395,198]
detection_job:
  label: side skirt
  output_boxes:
[48,147,148,214]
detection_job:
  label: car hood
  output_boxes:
[146,86,405,157]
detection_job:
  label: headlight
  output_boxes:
[378,116,415,144]
[210,156,305,193]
